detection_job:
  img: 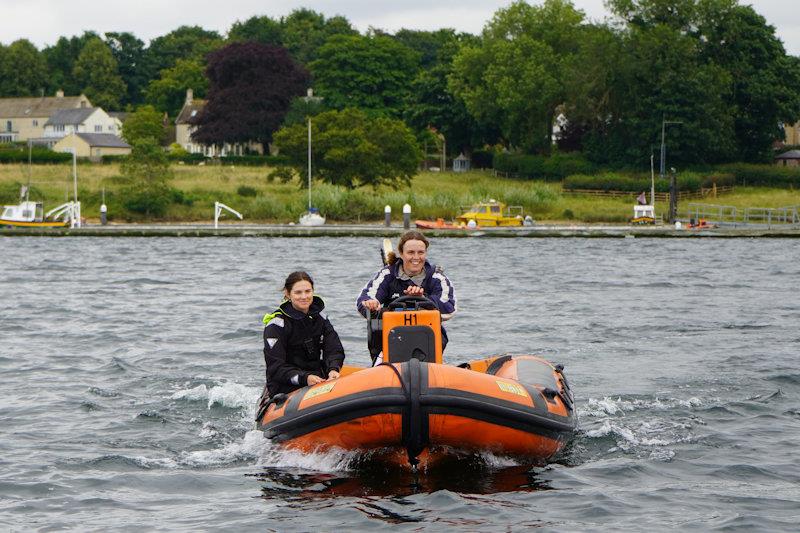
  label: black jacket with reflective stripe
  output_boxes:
[262,296,345,395]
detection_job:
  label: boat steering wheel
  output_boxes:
[385,294,438,311]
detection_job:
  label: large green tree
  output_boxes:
[449,0,585,153]
[606,0,800,163]
[120,137,173,217]
[105,32,147,107]
[281,9,357,65]
[121,105,166,145]
[557,24,627,152]
[584,24,735,166]
[404,34,500,155]
[0,39,48,96]
[228,16,283,45]
[43,32,100,95]
[273,108,422,189]
[144,58,207,117]
[311,34,420,118]
[694,1,800,160]
[72,37,126,109]
[142,26,223,83]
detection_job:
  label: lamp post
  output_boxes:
[303,88,322,212]
[659,118,682,178]
[660,118,682,224]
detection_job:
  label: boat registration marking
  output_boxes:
[304,382,336,400]
[496,381,528,398]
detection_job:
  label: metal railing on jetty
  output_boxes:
[684,203,800,228]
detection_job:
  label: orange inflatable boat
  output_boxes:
[256,295,576,467]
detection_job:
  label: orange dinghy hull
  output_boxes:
[414,218,476,230]
[257,355,576,466]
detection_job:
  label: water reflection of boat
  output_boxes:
[256,296,576,469]
[254,462,554,498]
[455,199,525,227]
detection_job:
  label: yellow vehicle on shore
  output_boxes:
[455,199,525,227]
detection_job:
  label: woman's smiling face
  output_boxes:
[400,239,427,276]
[286,280,313,313]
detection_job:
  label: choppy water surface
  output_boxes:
[1,236,799,531]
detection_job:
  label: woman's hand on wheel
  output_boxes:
[327,370,340,380]
[307,374,324,386]
[403,286,424,296]
[363,299,381,312]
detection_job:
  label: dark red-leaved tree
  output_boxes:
[191,42,309,151]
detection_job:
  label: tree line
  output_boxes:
[2,0,799,170]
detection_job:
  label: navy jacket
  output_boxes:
[356,260,456,319]
[263,296,345,395]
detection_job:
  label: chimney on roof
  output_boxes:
[186,89,193,106]
[56,89,64,98]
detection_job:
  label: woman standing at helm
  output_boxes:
[356,230,456,352]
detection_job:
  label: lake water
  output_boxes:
[1,236,799,531]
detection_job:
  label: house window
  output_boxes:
[108,125,114,131]
[32,120,38,127]
[5,121,11,132]
[55,125,65,132]
[95,125,102,132]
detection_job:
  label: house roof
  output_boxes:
[175,99,206,124]
[775,149,800,159]
[108,111,129,122]
[0,95,92,118]
[45,107,98,126]
[74,133,131,148]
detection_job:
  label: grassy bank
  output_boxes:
[1,163,798,223]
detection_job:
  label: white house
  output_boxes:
[43,107,121,145]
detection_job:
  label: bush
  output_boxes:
[267,166,295,183]
[167,152,206,164]
[100,154,129,164]
[471,149,495,169]
[219,154,288,166]
[494,152,593,181]
[122,188,171,217]
[718,163,800,188]
[237,185,258,197]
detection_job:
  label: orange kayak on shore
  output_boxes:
[414,218,475,230]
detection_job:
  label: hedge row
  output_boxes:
[0,147,72,163]
[494,152,595,181]
[563,172,736,193]
[718,163,800,188]
[100,153,289,166]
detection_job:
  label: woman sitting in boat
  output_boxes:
[263,271,345,395]
[356,230,456,351]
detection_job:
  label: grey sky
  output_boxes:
[1,0,798,56]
